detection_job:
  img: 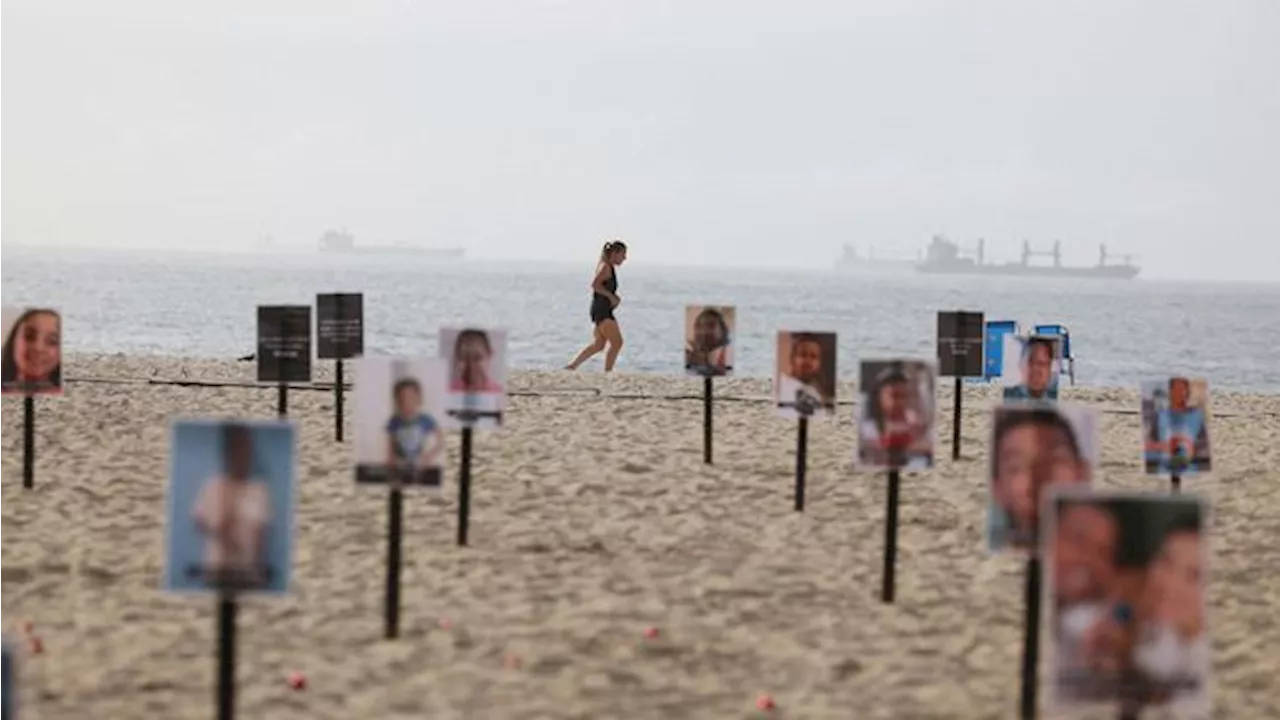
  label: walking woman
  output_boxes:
[566,240,627,371]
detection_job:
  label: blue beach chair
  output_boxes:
[1033,324,1075,385]
[983,320,1020,382]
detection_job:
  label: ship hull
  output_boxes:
[915,262,1138,280]
[833,259,916,274]
[323,247,466,258]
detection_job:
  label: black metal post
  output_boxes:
[881,470,900,603]
[385,487,403,639]
[952,376,962,461]
[335,359,345,442]
[458,426,473,546]
[1020,557,1042,719]
[795,417,808,512]
[703,376,713,465]
[217,595,237,720]
[23,395,35,489]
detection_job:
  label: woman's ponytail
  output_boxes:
[600,239,627,262]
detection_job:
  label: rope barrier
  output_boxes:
[45,368,1187,415]
[58,374,782,404]
[46,373,1277,418]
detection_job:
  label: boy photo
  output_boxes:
[1,307,63,396]
[1141,377,1212,476]
[1002,334,1061,401]
[3,638,14,720]
[858,359,936,470]
[355,357,447,486]
[986,403,1097,553]
[164,420,295,594]
[439,327,508,430]
[1044,490,1209,717]
[774,331,837,419]
[684,305,735,377]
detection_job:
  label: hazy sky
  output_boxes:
[4,0,1278,280]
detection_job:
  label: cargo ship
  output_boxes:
[317,229,465,258]
[916,236,1139,279]
[833,244,918,274]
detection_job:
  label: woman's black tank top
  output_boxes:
[590,265,618,322]
[603,265,618,295]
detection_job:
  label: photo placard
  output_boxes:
[1141,377,1212,476]
[164,419,296,595]
[256,305,312,383]
[1044,490,1209,716]
[316,293,364,360]
[354,357,447,486]
[438,327,508,430]
[684,305,735,377]
[986,403,1097,553]
[774,331,837,419]
[1002,334,1062,401]
[858,359,936,470]
[1,306,63,396]
[936,311,985,378]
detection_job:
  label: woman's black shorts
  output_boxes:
[590,298,614,325]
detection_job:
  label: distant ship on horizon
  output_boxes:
[832,244,919,274]
[916,235,1140,280]
[317,229,466,259]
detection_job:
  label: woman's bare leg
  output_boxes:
[600,319,624,372]
[566,325,607,370]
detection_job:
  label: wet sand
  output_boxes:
[2,355,1277,719]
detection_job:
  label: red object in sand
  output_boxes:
[27,635,43,655]
[756,694,775,711]
[644,627,660,639]
[287,671,307,690]
[438,618,452,630]
[20,621,33,635]
[503,653,521,669]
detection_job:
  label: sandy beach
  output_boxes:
[2,354,1277,719]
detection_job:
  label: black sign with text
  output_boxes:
[316,293,364,359]
[257,305,312,382]
[936,311,985,377]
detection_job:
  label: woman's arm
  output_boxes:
[591,263,620,305]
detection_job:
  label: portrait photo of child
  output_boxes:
[774,331,837,419]
[1002,334,1062,402]
[354,357,447,487]
[684,305,735,377]
[1141,377,1212,476]
[1044,490,1209,717]
[986,403,1097,553]
[164,419,295,594]
[1,306,63,396]
[439,327,508,430]
[858,359,936,470]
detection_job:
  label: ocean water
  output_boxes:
[3,247,1278,393]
